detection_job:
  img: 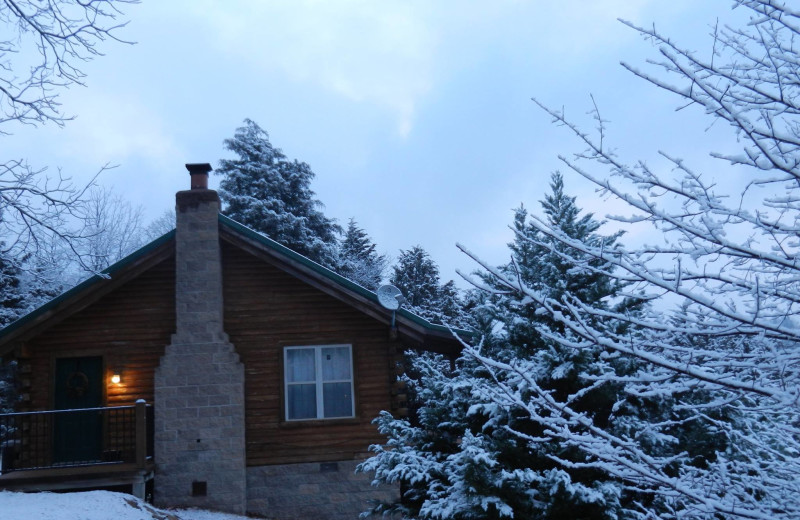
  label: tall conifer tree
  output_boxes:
[361,173,648,519]
[390,245,441,310]
[216,119,340,268]
[337,218,387,290]
[0,249,26,328]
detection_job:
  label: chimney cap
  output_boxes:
[186,163,213,175]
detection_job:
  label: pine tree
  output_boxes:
[361,174,647,519]
[388,245,468,326]
[390,245,441,311]
[0,360,17,414]
[0,249,27,328]
[0,247,65,417]
[216,119,341,268]
[337,218,387,290]
[20,252,67,313]
[437,280,463,325]
[506,174,636,351]
[464,3,800,517]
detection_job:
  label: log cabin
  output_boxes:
[0,164,464,519]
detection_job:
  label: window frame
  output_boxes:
[283,344,355,421]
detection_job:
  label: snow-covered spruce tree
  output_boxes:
[391,245,441,310]
[437,280,463,325]
[362,173,651,519]
[216,119,341,268]
[0,250,26,417]
[499,173,637,354]
[0,360,17,413]
[20,247,69,311]
[0,249,26,328]
[390,245,465,326]
[336,218,388,290]
[453,2,800,519]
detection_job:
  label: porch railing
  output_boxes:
[0,401,153,474]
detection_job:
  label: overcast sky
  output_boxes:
[6,0,740,285]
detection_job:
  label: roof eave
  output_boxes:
[0,231,176,355]
[0,215,473,358]
[218,215,470,353]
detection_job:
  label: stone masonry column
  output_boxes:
[154,163,247,513]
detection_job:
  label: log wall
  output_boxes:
[221,242,397,466]
[13,239,399,468]
[21,257,176,411]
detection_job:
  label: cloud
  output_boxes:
[54,90,184,168]
[183,0,436,138]
[177,0,691,138]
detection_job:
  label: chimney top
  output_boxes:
[186,163,212,190]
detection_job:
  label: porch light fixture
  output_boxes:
[111,373,121,384]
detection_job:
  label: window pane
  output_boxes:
[286,348,315,382]
[323,382,353,418]
[321,346,351,381]
[288,384,316,420]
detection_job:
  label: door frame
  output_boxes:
[50,353,107,464]
[49,351,107,410]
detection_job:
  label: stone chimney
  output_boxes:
[174,163,224,343]
[154,164,247,514]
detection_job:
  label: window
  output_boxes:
[284,345,354,421]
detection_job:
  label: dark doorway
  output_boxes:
[53,356,103,464]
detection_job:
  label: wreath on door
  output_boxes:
[65,371,90,398]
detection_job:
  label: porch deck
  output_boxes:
[0,401,153,498]
[0,460,154,494]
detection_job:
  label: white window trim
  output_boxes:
[283,344,355,421]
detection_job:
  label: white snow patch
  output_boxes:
[0,491,253,520]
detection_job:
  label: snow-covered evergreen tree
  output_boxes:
[436,280,463,325]
[0,249,26,328]
[390,245,441,310]
[389,245,465,325]
[440,2,800,518]
[0,249,60,417]
[0,360,17,414]
[362,174,647,519]
[216,119,341,268]
[500,173,631,353]
[19,249,68,312]
[336,218,387,290]
[0,246,68,331]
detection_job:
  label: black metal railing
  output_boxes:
[0,402,152,474]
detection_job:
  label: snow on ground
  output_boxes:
[0,490,255,520]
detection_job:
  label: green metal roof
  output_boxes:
[0,213,471,347]
[0,230,175,346]
[218,214,470,337]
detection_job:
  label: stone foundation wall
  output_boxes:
[246,460,400,520]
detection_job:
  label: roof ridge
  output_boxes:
[217,214,470,336]
[0,214,471,349]
[0,230,176,344]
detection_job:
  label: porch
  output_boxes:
[0,401,154,499]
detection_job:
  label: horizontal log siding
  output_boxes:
[24,257,176,411]
[221,243,394,466]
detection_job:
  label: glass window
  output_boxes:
[284,345,354,421]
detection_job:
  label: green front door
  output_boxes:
[53,356,103,464]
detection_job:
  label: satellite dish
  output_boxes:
[377,284,404,311]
